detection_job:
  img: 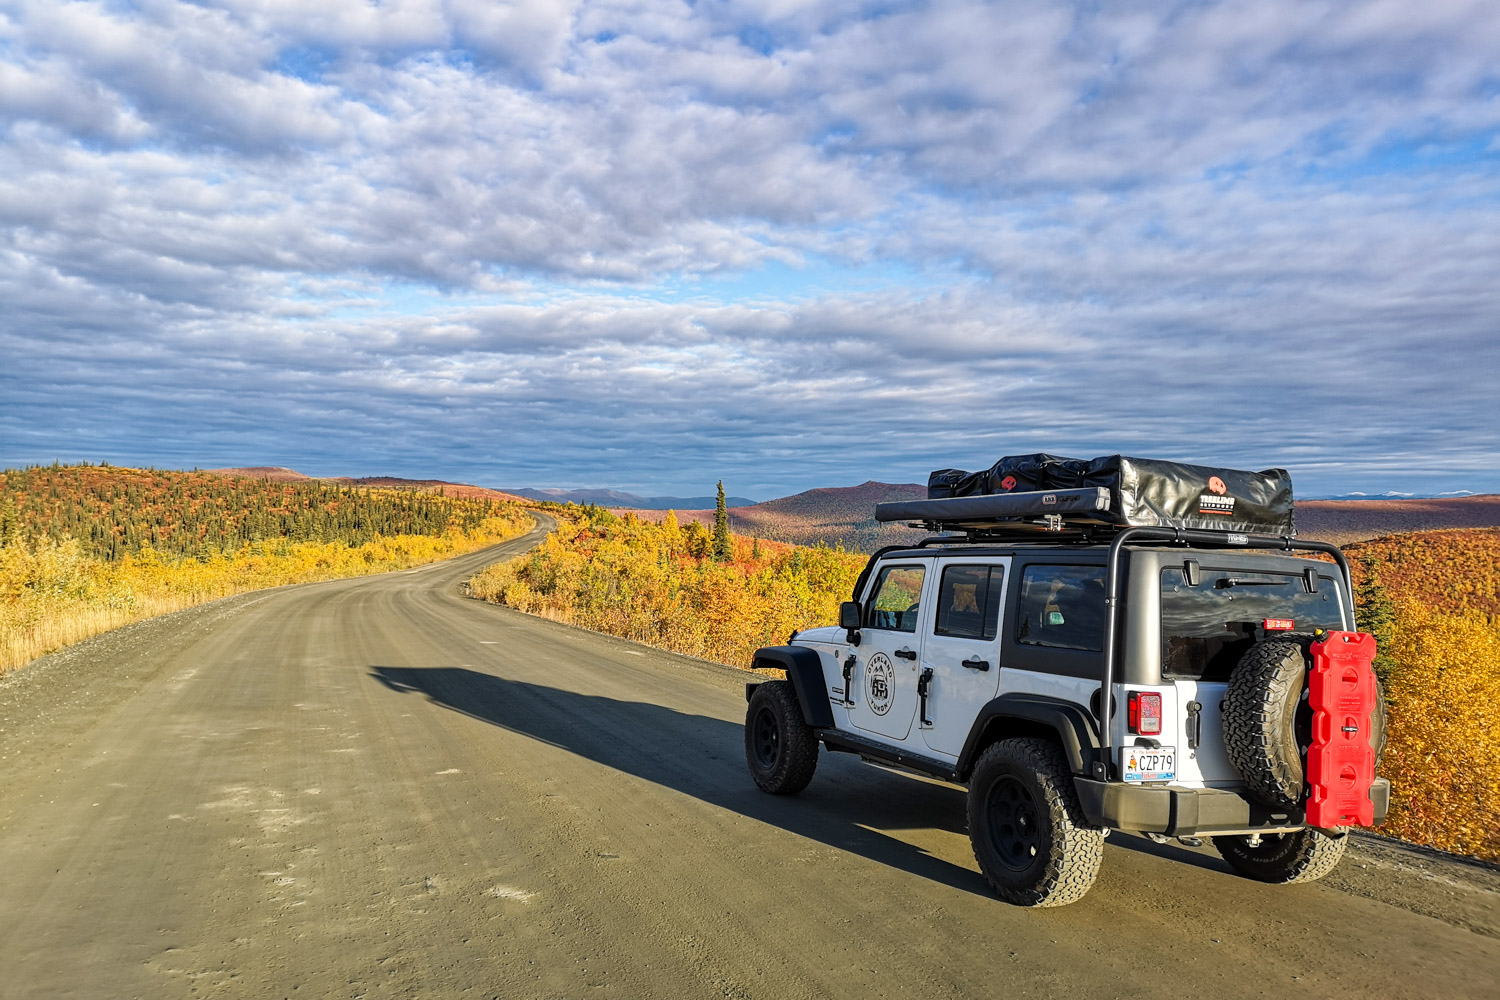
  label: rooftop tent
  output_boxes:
[889,453,1295,536]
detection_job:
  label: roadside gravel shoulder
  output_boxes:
[1337,832,1500,940]
[0,590,284,767]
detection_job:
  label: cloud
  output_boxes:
[1,0,1497,495]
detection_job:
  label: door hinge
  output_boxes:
[917,667,934,728]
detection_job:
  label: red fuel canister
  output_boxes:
[1305,631,1379,827]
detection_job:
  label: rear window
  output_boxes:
[934,564,1005,640]
[1016,565,1105,651]
[1160,567,1347,680]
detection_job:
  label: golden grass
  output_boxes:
[0,511,533,673]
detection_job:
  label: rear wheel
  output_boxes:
[967,738,1103,907]
[1213,827,1347,883]
[744,681,819,795]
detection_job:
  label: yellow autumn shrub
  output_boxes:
[1376,599,1500,860]
[469,508,864,669]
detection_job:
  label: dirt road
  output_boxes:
[1,514,1496,999]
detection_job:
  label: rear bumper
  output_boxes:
[1074,776,1391,837]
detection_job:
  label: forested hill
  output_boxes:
[0,464,522,562]
[1347,528,1500,618]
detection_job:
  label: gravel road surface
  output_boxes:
[2,513,1497,999]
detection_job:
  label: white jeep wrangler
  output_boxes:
[743,455,1388,907]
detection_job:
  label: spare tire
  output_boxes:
[1224,637,1388,812]
[1224,638,1313,810]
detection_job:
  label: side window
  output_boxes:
[1016,565,1105,651]
[934,565,1005,640]
[866,564,926,632]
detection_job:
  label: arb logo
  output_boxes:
[1000,475,1018,491]
[1208,476,1227,495]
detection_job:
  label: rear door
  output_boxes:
[849,559,932,743]
[920,558,1010,757]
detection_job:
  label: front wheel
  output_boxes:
[967,738,1103,907]
[1213,828,1347,883]
[744,681,819,795]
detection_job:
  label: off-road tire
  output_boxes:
[745,681,819,795]
[1225,638,1389,811]
[967,738,1103,907]
[1213,827,1347,883]
[1224,639,1310,810]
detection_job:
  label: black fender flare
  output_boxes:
[956,693,1101,779]
[747,646,835,729]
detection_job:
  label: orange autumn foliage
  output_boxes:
[1347,528,1500,618]
[468,507,864,669]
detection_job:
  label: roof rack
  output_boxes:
[875,487,1122,541]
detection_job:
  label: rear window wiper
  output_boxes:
[1214,578,1284,589]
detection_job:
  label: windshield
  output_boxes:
[1160,566,1347,680]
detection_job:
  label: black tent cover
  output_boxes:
[926,453,1295,535]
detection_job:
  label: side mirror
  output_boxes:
[839,601,862,629]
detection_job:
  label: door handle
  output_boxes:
[961,657,990,671]
[894,648,917,660]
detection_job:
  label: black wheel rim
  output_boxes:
[751,706,780,769]
[985,775,1041,872]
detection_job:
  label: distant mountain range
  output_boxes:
[1292,494,1500,546]
[499,487,758,509]
[1301,490,1478,501]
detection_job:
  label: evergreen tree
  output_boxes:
[712,480,731,561]
[0,495,17,543]
[1354,556,1399,684]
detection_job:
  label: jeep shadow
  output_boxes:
[371,665,991,897]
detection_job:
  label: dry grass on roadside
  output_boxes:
[0,513,533,673]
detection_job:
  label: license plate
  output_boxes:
[1121,745,1176,783]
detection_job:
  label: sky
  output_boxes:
[1,0,1498,500]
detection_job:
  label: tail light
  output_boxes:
[1263,618,1295,631]
[1127,692,1162,736]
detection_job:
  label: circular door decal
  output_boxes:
[866,653,895,716]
